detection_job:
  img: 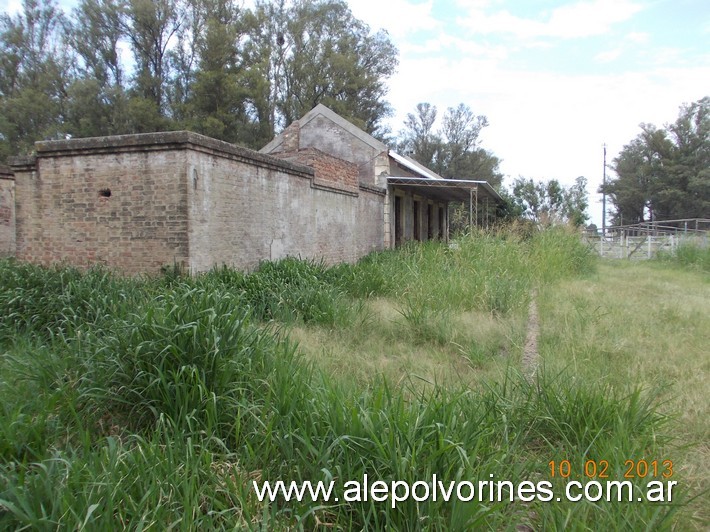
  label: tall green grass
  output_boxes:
[2,228,684,530]
[330,226,595,317]
[656,242,710,273]
[0,260,147,345]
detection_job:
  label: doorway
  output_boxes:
[413,200,421,241]
[394,195,403,246]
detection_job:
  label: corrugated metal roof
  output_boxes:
[388,150,443,180]
[387,176,503,204]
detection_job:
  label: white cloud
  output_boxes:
[457,0,644,39]
[384,50,709,225]
[595,49,622,63]
[346,0,439,39]
[625,31,650,44]
[3,0,23,15]
[401,33,511,61]
[365,1,708,226]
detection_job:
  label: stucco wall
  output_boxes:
[297,114,385,187]
[0,166,15,257]
[11,134,190,274]
[186,144,385,273]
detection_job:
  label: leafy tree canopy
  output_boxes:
[397,102,503,189]
[509,176,589,227]
[601,96,709,225]
[0,0,399,159]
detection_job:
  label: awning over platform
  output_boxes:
[386,177,502,204]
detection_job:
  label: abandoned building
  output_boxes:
[0,104,501,274]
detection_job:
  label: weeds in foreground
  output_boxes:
[3,228,689,530]
[0,332,675,530]
[656,242,710,273]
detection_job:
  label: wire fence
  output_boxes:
[584,219,710,260]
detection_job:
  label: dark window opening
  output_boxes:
[439,206,445,239]
[394,196,403,247]
[99,188,111,198]
[413,200,421,241]
[427,203,434,240]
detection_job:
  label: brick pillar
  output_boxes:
[0,165,15,257]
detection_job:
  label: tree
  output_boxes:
[181,0,252,141]
[270,0,398,136]
[0,0,72,159]
[510,176,588,226]
[65,0,128,137]
[601,96,709,225]
[661,97,710,219]
[399,102,441,167]
[565,176,589,227]
[1,0,400,156]
[398,102,503,187]
[70,0,125,89]
[124,0,184,119]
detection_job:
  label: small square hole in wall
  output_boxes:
[99,188,111,198]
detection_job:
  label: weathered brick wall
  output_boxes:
[186,144,385,272]
[10,131,386,275]
[269,148,359,195]
[297,114,385,187]
[0,165,15,257]
[279,121,300,153]
[11,134,190,274]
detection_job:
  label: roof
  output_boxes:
[260,104,388,155]
[388,150,443,180]
[260,104,502,204]
[387,176,503,204]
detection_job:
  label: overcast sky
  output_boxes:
[3,0,708,225]
[348,0,709,225]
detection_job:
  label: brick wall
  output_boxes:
[280,121,300,153]
[297,114,385,187]
[186,143,385,272]
[270,148,359,195]
[0,165,14,257]
[10,131,386,274]
[11,133,190,274]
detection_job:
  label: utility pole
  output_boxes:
[602,143,607,236]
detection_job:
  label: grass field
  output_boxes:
[0,228,707,530]
[537,259,709,529]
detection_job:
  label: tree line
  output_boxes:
[396,102,591,226]
[601,96,709,225]
[0,0,398,160]
[0,0,504,190]
[1,0,599,227]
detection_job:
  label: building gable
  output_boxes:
[261,104,389,187]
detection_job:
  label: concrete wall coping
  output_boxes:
[0,164,14,180]
[14,131,316,178]
[359,183,387,196]
[6,156,36,172]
